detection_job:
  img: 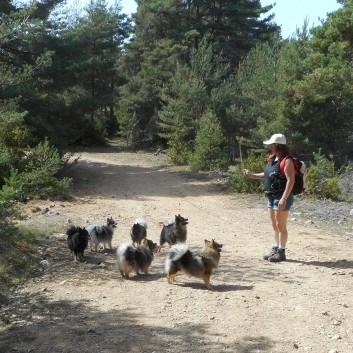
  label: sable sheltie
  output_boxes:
[130,218,147,245]
[159,214,188,250]
[165,239,222,289]
[87,217,117,252]
[66,226,89,262]
[116,238,158,278]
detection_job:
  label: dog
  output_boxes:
[87,217,117,252]
[159,214,188,250]
[66,226,89,262]
[130,218,147,245]
[165,239,223,289]
[116,238,158,278]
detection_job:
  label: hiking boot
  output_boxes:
[263,246,278,260]
[269,248,286,262]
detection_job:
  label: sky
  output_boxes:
[119,0,343,39]
[260,0,342,38]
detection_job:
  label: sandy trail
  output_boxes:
[1,148,353,353]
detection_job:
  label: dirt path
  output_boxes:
[1,147,353,353]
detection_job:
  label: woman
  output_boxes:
[243,133,295,262]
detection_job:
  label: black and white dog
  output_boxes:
[116,238,157,278]
[87,217,117,252]
[159,214,188,251]
[130,218,147,245]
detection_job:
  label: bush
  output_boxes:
[0,225,40,302]
[189,111,228,171]
[0,139,72,201]
[0,100,33,185]
[306,150,341,200]
[167,117,192,165]
[229,151,268,193]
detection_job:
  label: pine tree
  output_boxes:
[288,1,353,159]
[118,0,279,147]
[189,110,227,171]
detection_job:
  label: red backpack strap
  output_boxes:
[279,155,290,175]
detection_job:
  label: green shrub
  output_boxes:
[167,117,193,165]
[0,139,72,201]
[0,226,40,302]
[0,200,14,229]
[189,111,228,171]
[0,101,33,185]
[230,151,267,193]
[306,150,341,200]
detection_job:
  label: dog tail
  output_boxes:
[161,219,174,227]
[116,243,136,264]
[66,226,80,236]
[165,243,189,272]
[134,218,147,229]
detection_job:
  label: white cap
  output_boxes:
[263,133,286,145]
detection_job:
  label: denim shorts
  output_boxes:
[266,193,294,211]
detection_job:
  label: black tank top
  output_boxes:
[264,155,287,195]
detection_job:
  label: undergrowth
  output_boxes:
[229,149,352,201]
[0,225,44,304]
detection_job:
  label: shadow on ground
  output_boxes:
[61,159,229,200]
[0,290,276,353]
[287,258,353,270]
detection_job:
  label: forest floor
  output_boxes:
[1,143,353,353]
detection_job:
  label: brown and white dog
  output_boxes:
[165,239,222,289]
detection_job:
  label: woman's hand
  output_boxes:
[243,170,264,180]
[278,197,287,211]
[243,169,251,178]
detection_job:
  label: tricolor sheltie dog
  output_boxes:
[159,214,188,250]
[130,218,147,245]
[87,217,117,252]
[116,238,158,278]
[66,226,89,262]
[165,239,223,289]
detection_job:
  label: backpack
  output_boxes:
[268,154,308,195]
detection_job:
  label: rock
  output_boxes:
[40,260,49,267]
[350,209,353,217]
[305,220,314,225]
[40,207,50,214]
